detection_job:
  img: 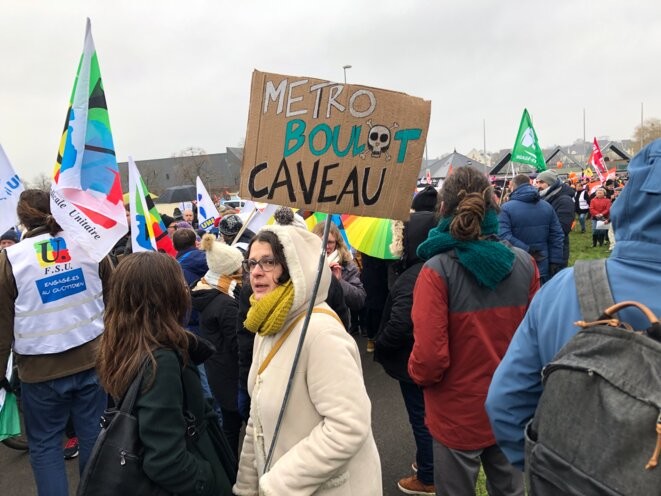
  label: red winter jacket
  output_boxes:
[589,197,611,219]
[408,247,539,450]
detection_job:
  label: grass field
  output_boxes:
[475,220,609,495]
[567,222,611,266]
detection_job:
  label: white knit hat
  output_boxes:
[200,234,243,287]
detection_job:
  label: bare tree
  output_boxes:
[172,146,211,186]
[27,173,52,191]
[632,118,661,152]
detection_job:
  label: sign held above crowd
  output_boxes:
[240,70,431,221]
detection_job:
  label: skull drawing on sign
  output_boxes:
[364,120,399,161]
[367,125,391,159]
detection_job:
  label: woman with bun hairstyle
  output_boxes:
[0,189,111,495]
[408,167,539,495]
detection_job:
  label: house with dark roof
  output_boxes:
[118,148,241,196]
[489,139,631,178]
[417,150,488,187]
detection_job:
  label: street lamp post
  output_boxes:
[342,64,352,85]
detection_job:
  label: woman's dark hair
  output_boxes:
[246,230,291,284]
[440,166,496,241]
[97,251,191,399]
[17,189,62,235]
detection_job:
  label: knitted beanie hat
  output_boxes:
[411,185,439,212]
[200,234,244,286]
[536,170,558,186]
[218,214,243,237]
[1,229,20,243]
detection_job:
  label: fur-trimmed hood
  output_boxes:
[256,224,331,318]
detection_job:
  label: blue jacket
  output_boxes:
[486,139,661,470]
[177,247,208,334]
[176,247,209,286]
[499,184,564,280]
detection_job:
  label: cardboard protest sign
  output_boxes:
[240,70,431,221]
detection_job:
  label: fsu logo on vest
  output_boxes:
[33,237,72,269]
[31,237,86,304]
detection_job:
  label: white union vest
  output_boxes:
[6,231,104,355]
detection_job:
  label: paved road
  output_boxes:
[0,334,416,496]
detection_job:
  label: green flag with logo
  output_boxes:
[511,109,546,172]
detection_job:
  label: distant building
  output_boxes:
[489,139,631,179]
[118,147,242,196]
[417,150,488,187]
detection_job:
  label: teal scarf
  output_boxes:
[416,209,515,289]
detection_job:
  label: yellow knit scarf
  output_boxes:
[244,280,295,336]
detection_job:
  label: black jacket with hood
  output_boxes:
[374,211,436,382]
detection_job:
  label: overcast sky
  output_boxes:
[2,0,660,182]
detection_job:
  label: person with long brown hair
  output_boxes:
[97,251,234,495]
[408,167,540,495]
[0,189,110,496]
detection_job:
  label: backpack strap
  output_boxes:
[574,259,616,322]
[118,358,150,414]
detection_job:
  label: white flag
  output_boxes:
[196,177,219,232]
[239,201,279,233]
[0,145,24,234]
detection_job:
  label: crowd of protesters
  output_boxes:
[1,140,651,496]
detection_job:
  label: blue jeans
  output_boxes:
[577,212,587,232]
[21,368,106,496]
[399,380,434,485]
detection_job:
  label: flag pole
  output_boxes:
[230,207,257,246]
[264,214,332,472]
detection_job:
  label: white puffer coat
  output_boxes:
[233,225,382,496]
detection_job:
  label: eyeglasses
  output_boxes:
[242,257,278,273]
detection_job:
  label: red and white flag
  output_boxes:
[587,138,608,183]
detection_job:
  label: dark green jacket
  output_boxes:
[135,348,232,495]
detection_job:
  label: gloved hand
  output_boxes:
[529,249,544,262]
[0,376,12,393]
[237,386,251,422]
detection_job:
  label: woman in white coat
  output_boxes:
[233,224,382,496]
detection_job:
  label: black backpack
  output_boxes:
[524,259,661,495]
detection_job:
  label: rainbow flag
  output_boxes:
[128,157,175,256]
[50,19,127,262]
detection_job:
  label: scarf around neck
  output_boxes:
[416,209,515,289]
[244,280,295,336]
